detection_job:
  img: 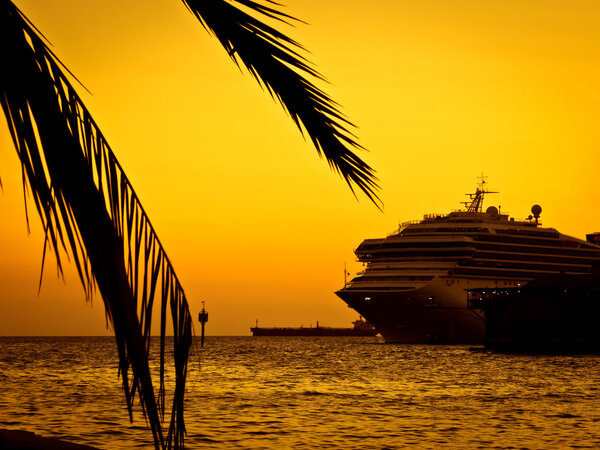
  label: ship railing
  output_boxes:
[399,220,421,227]
[422,213,445,220]
[389,220,420,236]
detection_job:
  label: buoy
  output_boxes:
[198,302,208,347]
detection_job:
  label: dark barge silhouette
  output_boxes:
[467,273,600,353]
[250,317,378,337]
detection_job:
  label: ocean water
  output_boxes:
[1,337,600,449]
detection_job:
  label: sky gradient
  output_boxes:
[1,0,599,335]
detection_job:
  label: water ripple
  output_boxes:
[2,336,600,448]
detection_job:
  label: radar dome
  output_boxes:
[531,204,542,219]
[486,206,499,215]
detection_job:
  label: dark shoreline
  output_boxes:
[0,428,100,450]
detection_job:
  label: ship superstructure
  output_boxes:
[335,180,600,343]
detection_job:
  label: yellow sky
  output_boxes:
[1,0,599,335]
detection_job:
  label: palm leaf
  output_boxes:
[183,0,382,207]
[1,3,191,448]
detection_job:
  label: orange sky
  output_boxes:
[1,0,599,335]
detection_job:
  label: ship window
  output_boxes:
[496,229,559,238]
[434,227,485,233]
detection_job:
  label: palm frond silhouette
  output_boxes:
[184,0,381,205]
[1,0,379,448]
[1,3,191,448]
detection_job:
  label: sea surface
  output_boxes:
[1,336,600,449]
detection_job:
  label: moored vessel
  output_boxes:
[467,275,600,353]
[335,178,600,344]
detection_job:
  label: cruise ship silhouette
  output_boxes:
[335,179,600,343]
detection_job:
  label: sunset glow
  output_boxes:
[1,0,599,335]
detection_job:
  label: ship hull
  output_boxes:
[336,277,487,344]
[250,327,377,337]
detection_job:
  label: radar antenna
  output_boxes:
[461,174,498,212]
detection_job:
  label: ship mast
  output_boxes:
[344,262,350,287]
[461,174,498,212]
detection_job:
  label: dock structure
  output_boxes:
[467,276,600,353]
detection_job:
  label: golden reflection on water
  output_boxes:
[1,336,600,448]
